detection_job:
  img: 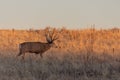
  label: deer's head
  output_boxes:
[45,28,58,47]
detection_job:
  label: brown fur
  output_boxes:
[17,28,58,59]
[17,42,53,59]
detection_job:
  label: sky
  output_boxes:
[0,0,120,29]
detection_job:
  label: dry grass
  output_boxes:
[0,51,120,80]
[0,27,119,80]
[0,27,119,52]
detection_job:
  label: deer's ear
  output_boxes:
[45,30,50,43]
[47,38,52,43]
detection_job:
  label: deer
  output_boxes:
[17,28,58,59]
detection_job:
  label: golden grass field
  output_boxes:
[0,27,120,80]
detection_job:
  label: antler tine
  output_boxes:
[44,27,58,43]
[49,28,56,40]
[44,28,51,43]
[44,28,48,38]
[52,32,59,42]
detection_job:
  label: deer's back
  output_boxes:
[20,42,50,53]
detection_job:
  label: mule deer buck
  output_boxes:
[17,28,58,59]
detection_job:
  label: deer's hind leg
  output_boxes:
[40,53,43,58]
[17,52,22,56]
[21,53,25,60]
[17,52,25,60]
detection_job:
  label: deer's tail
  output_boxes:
[17,44,22,56]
